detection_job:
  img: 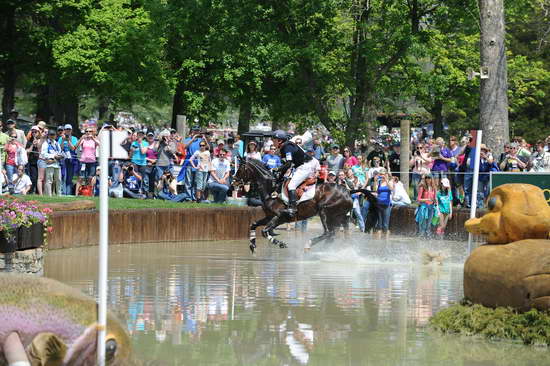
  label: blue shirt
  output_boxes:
[184,137,202,163]
[377,184,392,206]
[262,154,282,169]
[131,140,149,166]
[58,136,78,158]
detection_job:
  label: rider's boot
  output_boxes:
[283,190,298,218]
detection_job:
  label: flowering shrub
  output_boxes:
[0,199,53,242]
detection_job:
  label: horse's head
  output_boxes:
[233,156,252,187]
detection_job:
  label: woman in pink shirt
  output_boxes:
[343,148,359,166]
[76,129,100,194]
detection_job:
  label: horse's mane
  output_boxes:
[245,158,274,181]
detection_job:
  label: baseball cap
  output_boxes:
[191,125,200,130]
[37,121,47,129]
[6,119,15,125]
[137,129,146,134]
[328,171,336,176]
[217,139,224,145]
[57,125,64,131]
[331,144,339,149]
[31,126,40,131]
[147,131,154,136]
[64,124,73,130]
[441,178,451,188]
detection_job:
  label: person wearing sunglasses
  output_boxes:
[76,128,100,196]
[40,129,63,196]
[189,141,211,202]
[4,132,27,192]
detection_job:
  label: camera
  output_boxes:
[128,165,134,172]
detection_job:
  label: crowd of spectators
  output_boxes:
[1,116,549,237]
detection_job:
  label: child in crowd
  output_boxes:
[436,178,453,237]
[415,174,436,238]
[190,141,211,202]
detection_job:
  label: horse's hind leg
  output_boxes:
[305,208,330,251]
[249,216,272,254]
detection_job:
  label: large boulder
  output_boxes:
[464,239,550,311]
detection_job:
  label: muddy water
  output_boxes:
[44,235,549,365]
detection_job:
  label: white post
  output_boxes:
[467,130,483,253]
[97,131,110,366]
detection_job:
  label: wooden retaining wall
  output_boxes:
[47,205,477,250]
[48,207,263,250]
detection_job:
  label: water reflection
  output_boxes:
[44,239,547,365]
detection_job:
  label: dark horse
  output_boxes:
[233,158,353,253]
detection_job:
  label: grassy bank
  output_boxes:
[430,300,550,346]
[12,195,227,210]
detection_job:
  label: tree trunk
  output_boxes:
[171,79,185,130]
[479,0,509,156]
[51,87,78,126]
[35,85,52,123]
[1,6,16,123]
[237,97,252,135]
[432,99,444,138]
[98,98,109,121]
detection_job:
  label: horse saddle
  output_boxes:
[281,178,317,204]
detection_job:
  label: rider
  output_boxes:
[272,130,320,218]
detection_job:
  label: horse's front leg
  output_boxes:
[305,207,328,251]
[249,216,272,254]
[262,216,288,249]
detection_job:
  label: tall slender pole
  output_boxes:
[97,131,109,366]
[467,131,483,253]
[400,119,410,190]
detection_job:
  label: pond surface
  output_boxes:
[44,234,549,365]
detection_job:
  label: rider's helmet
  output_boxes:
[272,130,288,141]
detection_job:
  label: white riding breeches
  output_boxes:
[288,159,318,190]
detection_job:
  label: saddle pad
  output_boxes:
[281,183,316,204]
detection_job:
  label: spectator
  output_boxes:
[387,144,400,178]
[499,142,526,172]
[41,129,63,196]
[391,176,411,206]
[346,168,365,232]
[352,155,368,186]
[190,140,211,202]
[120,164,145,199]
[25,126,42,193]
[58,124,78,195]
[145,132,158,198]
[530,141,550,172]
[213,140,226,158]
[157,170,186,202]
[409,143,433,200]
[436,178,453,237]
[5,132,26,190]
[245,140,261,160]
[234,134,244,157]
[130,130,150,194]
[430,137,453,187]
[11,165,32,195]
[373,169,394,239]
[326,170,337,183]
[0,120,9,169]
[262,145,282,170]
[415,174,436,238]
[367,144,387,168]
[478,144,499,202]
[5,119,26,146]
[76,128,100,196]
[312,138,325,160]
[156,131,176,184]
[326,145,344,174]
[343,147,359,166]
[207,148,231,203]
[180,126,203,200]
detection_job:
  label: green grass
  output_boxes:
[13,195,227,210]
[430,300,550,346]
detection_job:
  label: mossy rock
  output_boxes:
[430,300,550,346]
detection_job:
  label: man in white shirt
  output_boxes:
[11,165,32,195]
[40,129,63,196]
[207,148,231,203]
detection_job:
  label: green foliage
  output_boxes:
[430,300,550,346]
